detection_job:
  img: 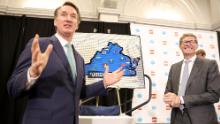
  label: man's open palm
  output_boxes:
[29,34,53,77]
[103,65,124,87]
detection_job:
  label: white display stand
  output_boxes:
[79,115,135,124]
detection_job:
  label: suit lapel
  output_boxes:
[175,62,182,94]
[50,36,74,77]
[49,35,74,92]
[72,46,83,85]
[185,57,201,92]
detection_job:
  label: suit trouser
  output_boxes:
[173,109,192,124]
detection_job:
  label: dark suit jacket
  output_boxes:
[7,35,106,124]
[165,57,220,124]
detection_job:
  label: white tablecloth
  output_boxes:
[79,115,135,124]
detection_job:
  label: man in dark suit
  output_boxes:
[7,2,124,124]
[164,33,220,124]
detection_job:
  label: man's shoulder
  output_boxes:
[38,35,56,43]
[172,60,182,66]
[169,61,182,71]
[197,57,216,64]
[39,37,50,41]
[37,35,57,50]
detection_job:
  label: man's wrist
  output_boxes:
[26,68,39,90]
[29,66,39,78]
[103,81,108,89]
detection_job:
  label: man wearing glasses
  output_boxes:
[164,33,220,124]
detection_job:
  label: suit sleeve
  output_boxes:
[183,60,220,108]
[7,40,33,97]
[80,60,106,99]
[165,65,174,94]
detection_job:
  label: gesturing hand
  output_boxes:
[103,64,124,87]
[29,34,53,78]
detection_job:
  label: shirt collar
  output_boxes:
[55,33,73,47]
[184,55,196,63]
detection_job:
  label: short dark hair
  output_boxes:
[179,33,198,45]
[54,1,81,24]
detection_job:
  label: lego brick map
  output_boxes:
[73,33,145,88]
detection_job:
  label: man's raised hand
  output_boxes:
[29,34,53,77]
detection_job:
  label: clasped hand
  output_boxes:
[163,92,181,108]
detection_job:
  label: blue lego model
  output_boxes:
[85,42,140,78]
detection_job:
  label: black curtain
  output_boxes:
[77,21,100,33]
[100,22,131,34]
[217,31,220,59]
[0,15,23,124]
[0,15,56,124]
[0,15,132,124]
[78,21,130,35]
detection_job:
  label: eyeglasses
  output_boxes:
[182,40,197,45]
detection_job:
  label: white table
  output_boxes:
[79,115,135,124]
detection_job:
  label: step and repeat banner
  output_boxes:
[130,23,220,123]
